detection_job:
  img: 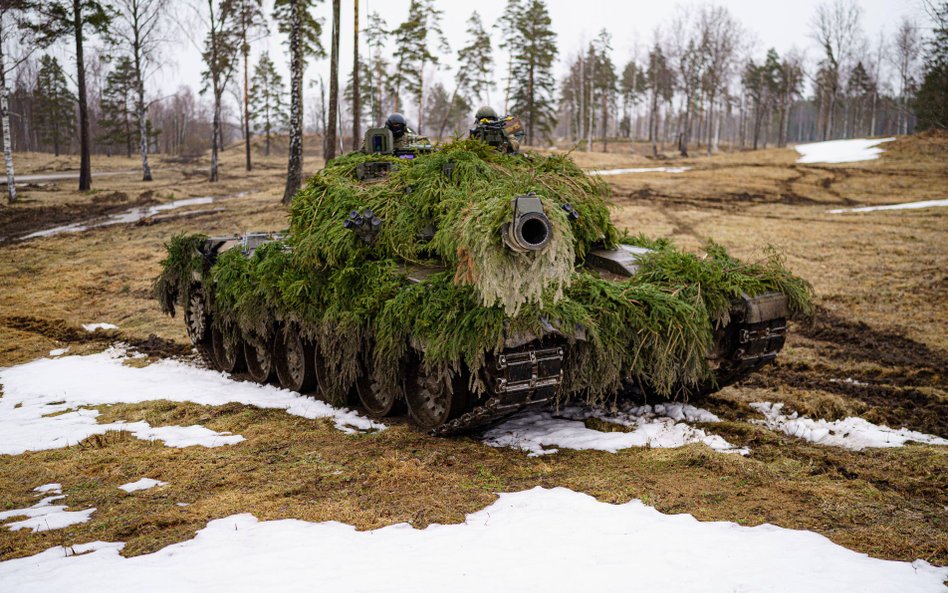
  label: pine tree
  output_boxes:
[591,29,617,152]
[249,52,287,157]
[645,44,674,157]
[363,11,389,126]
[199,0,241,182]
[273,0,324,204]
[326,0,340,161]
[619,60,644,139]
[98,56,137,157]
[438,10,493,138]
[495,0,523,114]
[508,0,558,146]
[229,0,267,171]
[427,82,470,137]
[27,0,113,190]
[34,55,76,157]
[391,0,449,134]
[914,1,948,130]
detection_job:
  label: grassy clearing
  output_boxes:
[0,133,946,565]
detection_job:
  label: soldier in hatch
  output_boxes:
[385,113,430,149]
[469,106,523,154]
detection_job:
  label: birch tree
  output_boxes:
[273,0,324,203]
[112,0,171,181]
[0,0,33,202]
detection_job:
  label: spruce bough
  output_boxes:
[156,140,812,405]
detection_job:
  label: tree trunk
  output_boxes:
[282,0,303,204]
[243,35,252,171]
[74,0,92,191]
[705,91,715,157]
[351,0,360,150]
[325,0,340,161]
[210,91,221,181]
[1,86,15,203]
[134,29,153,181]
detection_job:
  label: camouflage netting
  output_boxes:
[155,139,813,405]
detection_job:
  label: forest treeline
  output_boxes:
[0,0,946,203]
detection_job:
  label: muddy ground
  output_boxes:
[0,134,945,565]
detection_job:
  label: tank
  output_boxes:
[154,139,812,435]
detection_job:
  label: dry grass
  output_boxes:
[0,132,946,565]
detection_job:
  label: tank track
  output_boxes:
[432,293,790,436]
[431,346,565,436]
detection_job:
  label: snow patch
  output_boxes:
[82,323,118,332]
[827,198,948,214]
[589,166,691,176]
[49,347,70,357]
[751,402,948,450]
[33,483,63,495]
[118,478,167,493]
[0,487,95,533]
[794,137,895,164]
[23,197,217,240]
[0,350,384,455]
[1,487,945,593]
[483,403,747,456]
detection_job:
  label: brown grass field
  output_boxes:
[0,133,945,565]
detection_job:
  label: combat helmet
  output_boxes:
[385,113,408,139]
[475,106,499,122]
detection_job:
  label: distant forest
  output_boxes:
[1,0,946,179]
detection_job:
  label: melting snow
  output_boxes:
[589,166,691,175]
[49,347,70,356]
[0,487,944,593]
[751,402,948,450]
[22,197,216,240]
[483,403,747,456]
[827,198,948,214]
[82,323,118,332]
[0,485,95,533]
[0,350,384,455]
[795,137,895,164]
[118,478,168,493]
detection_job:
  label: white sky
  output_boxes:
[148,0,924,127]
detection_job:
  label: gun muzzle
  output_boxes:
[502,193,552,253]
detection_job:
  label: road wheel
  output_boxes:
[406,364,471,431]
[210,325,245,374]
[184,285,212,364]
[274,327,316,393]
[244,334,274,384]
[355,356,404,418]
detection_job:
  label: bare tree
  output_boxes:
[669,9,705,156]
[810,0,863,139]
[698,4,741,155]
[892,17,921,134]
[113,0,172,182]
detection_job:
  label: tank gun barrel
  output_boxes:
[502,193,552,253]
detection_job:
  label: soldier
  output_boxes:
[469,106,523,154]
[362,113,430,153]
[385,113,430,149]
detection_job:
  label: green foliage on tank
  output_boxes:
[155,139,812,406]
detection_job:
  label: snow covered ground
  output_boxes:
[118,478,168,493]
[0,487,944,593]
[828,198,948,214]
[0,484,95,533]
[794,137,896,164]
[0,348,383,455]
[588,166,691,175]
[751,402,948,450]
[81,322,118,332]
[482,403,748,456]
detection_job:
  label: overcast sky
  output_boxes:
[150,0,926,126]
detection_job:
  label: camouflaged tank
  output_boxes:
[154,138,812,434]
